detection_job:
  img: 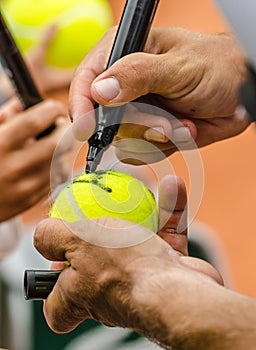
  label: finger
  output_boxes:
[0,97,23,122]
[157,175,188,256]
[0,177,49,221]
[0,99,66,150]
[70,27,172,123]
[34,25,58,58]
[25,25,58,70]
[90,53,163,105]
[44,266,87,333]
[42,67,74,91]
[113,105,196,164]
[6,127,67,176]
[119,105,173,142]
[114,105,174,164]
[51,261,69,270]
[34,218,76,262]
[69,28,117,140]
[35,219,103,332]
[5,178,50,218]
[193,111,250,148]
[25,25,58,89]
[90,28,186,106]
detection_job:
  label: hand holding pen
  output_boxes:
[69,0,160,172]
[70,28,249,165]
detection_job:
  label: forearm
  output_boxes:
[125,256,256,350]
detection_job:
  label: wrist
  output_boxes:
[125,256,256,350]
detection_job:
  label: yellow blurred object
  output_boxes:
[2,0,113,68]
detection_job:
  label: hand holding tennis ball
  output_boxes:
[2,0,113,68]
[50,170,159,233]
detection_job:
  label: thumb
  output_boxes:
[91,53,170,105]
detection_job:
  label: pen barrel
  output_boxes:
[0,11,55,138]
[87,0,160,171]
[106,0,160,67]
[0,53,43,108]
[24,269,61,300]
[0,12,42,109]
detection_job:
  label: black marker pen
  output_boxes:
[0,11,55,139]
[85,0,160,172]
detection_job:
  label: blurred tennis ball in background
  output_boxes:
[1,0,113,68]
[50,170,159,233]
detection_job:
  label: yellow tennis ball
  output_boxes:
[50,170,159,233]
[2,0,113,68]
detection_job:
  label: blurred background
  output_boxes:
[1,0,256,349]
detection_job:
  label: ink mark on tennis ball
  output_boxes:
[72,178,112,193]
[73,170,113,192]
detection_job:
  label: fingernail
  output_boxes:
[94,77,120,101]
[234,105,247,120]
[172,127,191,143]
[144,127,169,143]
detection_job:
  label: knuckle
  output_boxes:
[114,54,150,94]
[44,99,65,112]
[4,161,23,183]
[13,182,29,201]
[118,55,144,79]
[37,100,67,124]
[34,219,49,252]
[26,116,43,133]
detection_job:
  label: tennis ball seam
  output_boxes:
[66,186,88,220]
[143,188,159,233]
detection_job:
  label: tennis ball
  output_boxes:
[2,0,113,68]
[50,170,159,233]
